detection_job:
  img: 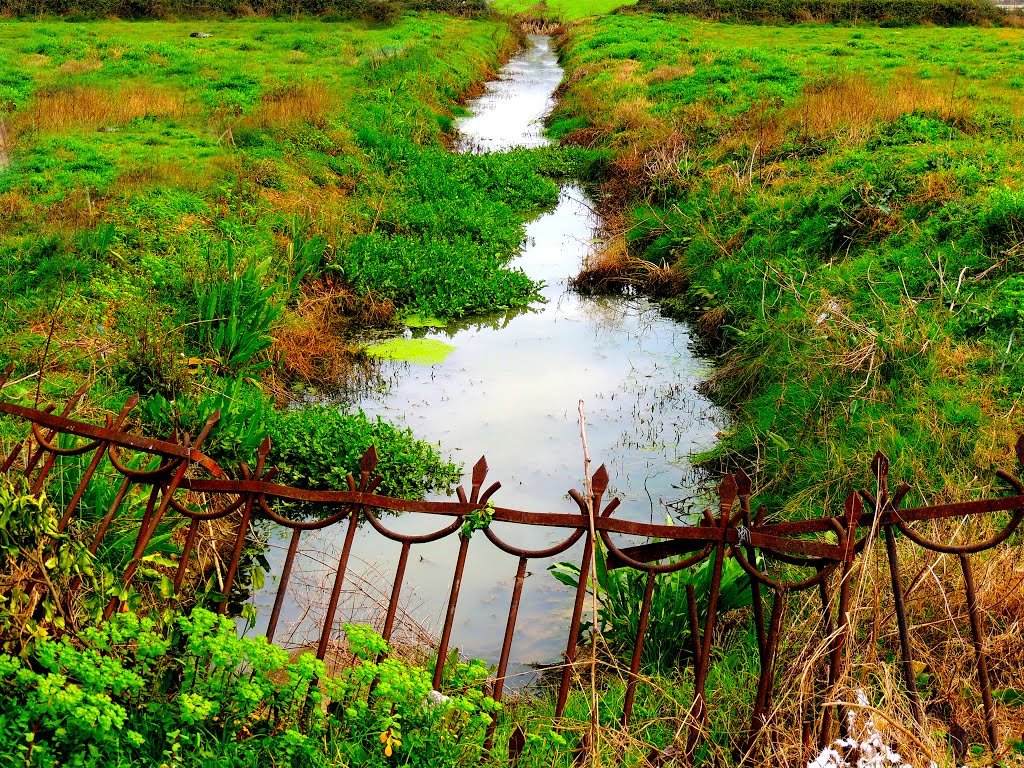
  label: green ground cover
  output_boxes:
[554,14,1024,518]
[0,15,581,477]
[549,18,1024,757]
[6,5,1024,766]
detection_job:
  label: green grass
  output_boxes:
[553,13,1024,517]
[0,15,596,456]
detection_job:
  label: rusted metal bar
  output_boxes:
[820,493,860,747]
[266,528,302,645]
[484,555,529,753]
[686,484,730,760]
[218,440,270,615]
[0,399,222,476]
[316,507,360,660]
[218,494,254,616]
[435,457,492,690]
[173,519,200,593]
[747,508,767,668]
[959,552,998,750]
[434,534,470,690]
[381,541,411,644]
[622,570,656,727]
[58,398,138,532]
[105,444,194,620]
[555,531,593,719]
[2,394,1023,762]
[750,590,785,734]
[494,556,528,703]
[27,386,89,493]
[884,524,924,726]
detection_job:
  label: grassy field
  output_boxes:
[0,16,579,768]
[4,4,1024,766]
[490,0,637,21]
[0,15,590,469]
[554,14,1024,517]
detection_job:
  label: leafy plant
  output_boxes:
[138,383,462,500]
[460,500,495,539]
[335,623,499,768]
[193,245,284,376]
[0,608,497,768]
[549,541,756,671]
[0,477,97,655]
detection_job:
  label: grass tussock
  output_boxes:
[270,277,392,386]
[247,82,337,129]
[572,229,688,295]
[0,120,10,170]
[795,74,970,143]
[15,84,190,134]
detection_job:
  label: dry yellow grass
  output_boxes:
[744,523,1024,767]
[718,73,976,163]
[269,277,391,388]
[15,84,190,133]
[57,58,103,74]
[247,82,336,129]
[646,63,696,84]
[795,73,963,143]
[0,118,10,170]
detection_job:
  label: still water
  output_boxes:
[250,36,723,681]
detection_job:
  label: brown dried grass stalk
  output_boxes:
[270,278,387,387]
[748,524,1024,767]
[0,119,11,170]
[15,84,190,133]
[247,82,336,129]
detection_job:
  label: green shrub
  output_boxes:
[0,477,98,656]
[261,403,462,501]
[0,608,496,768]
[978,187,1024,248]
[139,382,461,500]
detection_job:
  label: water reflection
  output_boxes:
[250,37,724,682]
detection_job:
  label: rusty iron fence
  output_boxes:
[1,367,1023,761]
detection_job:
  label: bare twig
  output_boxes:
[578,399,600,765]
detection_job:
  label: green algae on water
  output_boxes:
[366,338,455,365]
[402,313,449,329]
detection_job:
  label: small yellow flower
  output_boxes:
[380,728,402,757]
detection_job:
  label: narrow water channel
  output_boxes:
[251,36,723,682]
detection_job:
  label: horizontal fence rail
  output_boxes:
[1,366,1022,762]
